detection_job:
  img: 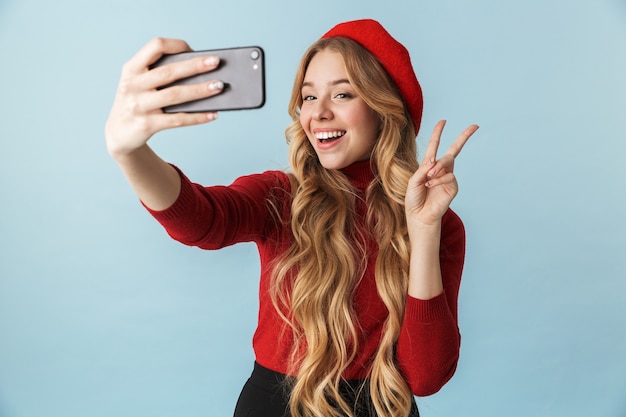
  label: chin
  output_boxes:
[318,159,349,171]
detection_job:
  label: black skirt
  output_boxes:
[233,362,420,417]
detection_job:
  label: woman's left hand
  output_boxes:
[405,120,479,228]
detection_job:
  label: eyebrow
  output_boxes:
[302,79,351,88]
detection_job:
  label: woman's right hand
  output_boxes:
[105,37,223,159]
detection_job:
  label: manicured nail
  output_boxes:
[207,112,218,121]
[208,80,224,91]
[204,56,219,66]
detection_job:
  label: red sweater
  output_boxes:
[145,160,464,396]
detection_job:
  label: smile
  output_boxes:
[315,130,346,143]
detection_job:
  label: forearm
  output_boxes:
[399,210,465,395]
[407,221,443,299]
[400,221,459,395]
[112,144,181,211]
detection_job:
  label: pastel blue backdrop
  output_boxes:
[1,0,625,416]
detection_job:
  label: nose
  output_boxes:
[312,98,333,121]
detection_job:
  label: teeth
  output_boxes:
[315,131,346,140]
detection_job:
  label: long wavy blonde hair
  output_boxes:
[270,36,420,417]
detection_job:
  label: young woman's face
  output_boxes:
[299,49,380,170]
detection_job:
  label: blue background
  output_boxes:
[1,0,625,416]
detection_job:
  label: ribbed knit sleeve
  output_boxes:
[396,209,465,396]
[144,165,291,250]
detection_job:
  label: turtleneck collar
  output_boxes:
[339,159,376,190]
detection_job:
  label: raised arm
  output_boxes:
[404,120,478,299]
[104,37,224,210]
[397,120,478,395]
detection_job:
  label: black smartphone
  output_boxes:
[151,46,265,113]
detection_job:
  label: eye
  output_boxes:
[302,95,316,101]
[335,92,353,99]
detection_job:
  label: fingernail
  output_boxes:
[428,168,436,177]
[204,56,219,66]
[207,112,218,121]
[208,80,224,91]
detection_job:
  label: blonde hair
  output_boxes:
[271,37,419,417]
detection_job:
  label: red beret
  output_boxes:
[322,19,423,134]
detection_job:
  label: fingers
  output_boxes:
[421,120,446,165]
[115,36,225,118]
[413,121,479,191]
[115,70,224,124]
[445,124,479,159]
[408,159,432,189]
[425,171,456,189]
[121,38,221,94]
[422,121,479,162]
[106,37,223,156]
[141,54,221,91]
[125,37,193,74]
[420,121,479,173]
[145,79,225,111]
[147,111,219,134]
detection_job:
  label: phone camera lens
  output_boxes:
[250,49,260,60]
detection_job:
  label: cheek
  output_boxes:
[361,109,381,139]
[299,109,311,134]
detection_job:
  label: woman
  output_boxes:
[106,18,478,417]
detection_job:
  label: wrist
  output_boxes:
[407,218,442,239]
[108,143,150,164]
[407,220,443,299]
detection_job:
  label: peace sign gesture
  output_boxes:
[405,120,479,228]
